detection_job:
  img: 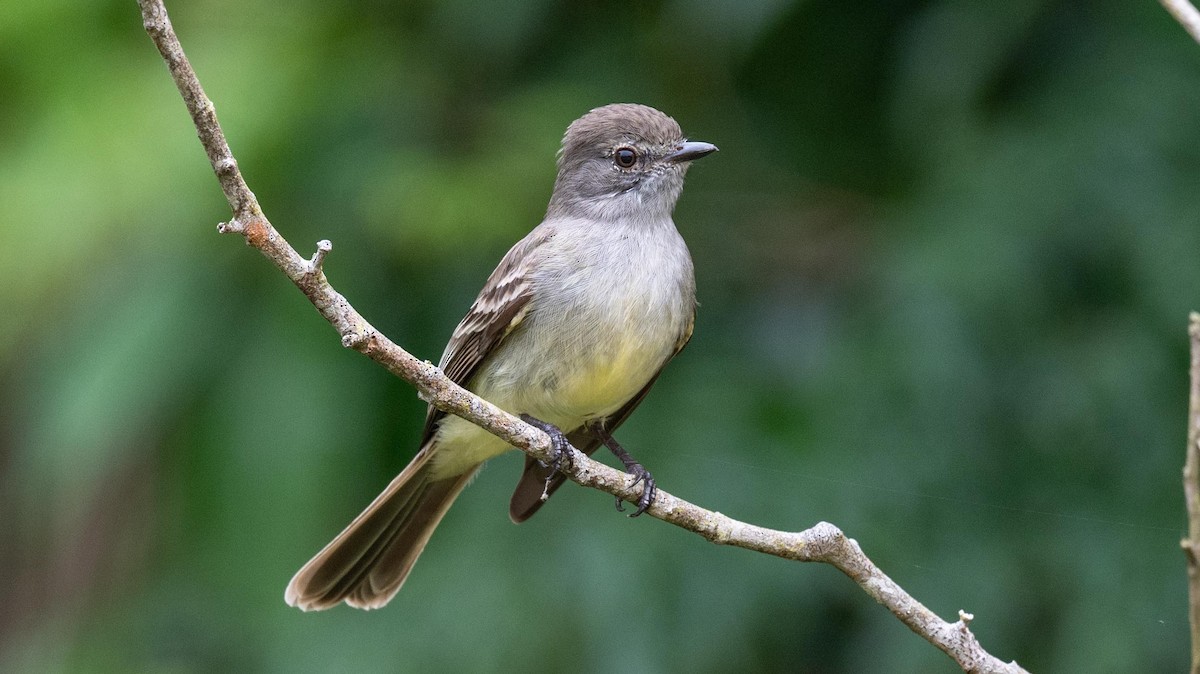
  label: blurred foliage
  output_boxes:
[1,0,1198,671]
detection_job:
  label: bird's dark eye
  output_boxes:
[614,147,637,168]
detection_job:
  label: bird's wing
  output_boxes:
[508,311,695,522]
[419,228,551,445]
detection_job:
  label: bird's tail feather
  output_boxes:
[285,444,475,611]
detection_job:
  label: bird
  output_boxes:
[285,103,717,611]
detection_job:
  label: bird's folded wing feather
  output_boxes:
[419,228,553,445]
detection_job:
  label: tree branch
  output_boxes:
[137,1,1026,671]
[1161,0,1200,45]
[1184,313,1200,673]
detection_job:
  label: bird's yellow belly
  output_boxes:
[551,339,656,419]
[428,342,658,479]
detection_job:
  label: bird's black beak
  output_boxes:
[664,141,718,164]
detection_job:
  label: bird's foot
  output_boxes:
[615,461,656,517]
[520,414,572,501]
[585,420,656,517]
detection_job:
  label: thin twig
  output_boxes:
[1136,8,1200,661]
[1185,313,1200,673]
[1161,0,1200,45]
[1159,6,1200,673]
[137,1,1026,671]
[309,239,332,273]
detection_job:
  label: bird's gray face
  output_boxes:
[548,104,716,222]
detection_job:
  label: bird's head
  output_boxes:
[549,103,716,222]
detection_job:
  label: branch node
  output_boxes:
[342,329,370,349]
[812,521,845,552]
[243,216,271,247]
[709,513,732,545]
[308,239,332,273]
[217,219,245,234]
[215,154,236,176]
[958,609,975,625]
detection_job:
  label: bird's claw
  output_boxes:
[520,414,572,501]
[615,463,656,517]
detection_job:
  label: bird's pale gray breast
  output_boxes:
[485,217,694,421]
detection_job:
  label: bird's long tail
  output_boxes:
[285,444,475,611]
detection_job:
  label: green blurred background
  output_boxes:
[1,0,1197,671]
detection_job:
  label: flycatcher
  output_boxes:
[286,103,717,611]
